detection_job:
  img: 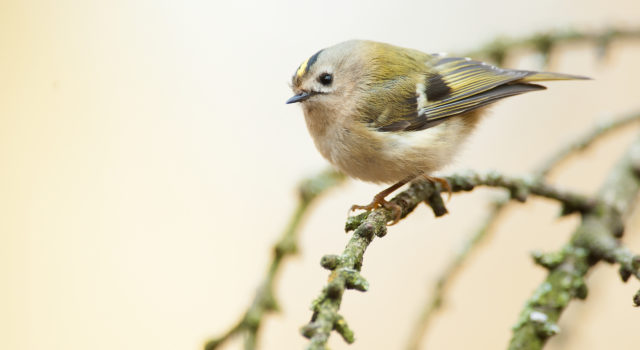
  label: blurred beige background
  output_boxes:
[1,1,640,349]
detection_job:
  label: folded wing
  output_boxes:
[375,56,588,132]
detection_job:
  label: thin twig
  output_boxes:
[463,27,640,65]
[535,112,640,177]
[204,170,345,350]
[508,135,640,349]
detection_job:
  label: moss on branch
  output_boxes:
[508,136,640,350]
[303,171,604,349]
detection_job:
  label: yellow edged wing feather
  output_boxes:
[369,53,588,133]
[419,56,588,122]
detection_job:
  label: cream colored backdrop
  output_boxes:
[1,1,639,349]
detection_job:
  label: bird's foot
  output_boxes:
[424,175,452,200]
[348,177,414,226]
[350,197,403,225]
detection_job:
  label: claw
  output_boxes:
[424,175,452,200]
[349,202,379,212]
[349,198,403,225]
[347,174,451,226]
[348,176,415,225]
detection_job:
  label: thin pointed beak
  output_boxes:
[286,91,312,104]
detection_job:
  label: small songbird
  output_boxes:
[287,40,586,221]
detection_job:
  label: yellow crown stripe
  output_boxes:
[296,59,309,78]
[295,49,323,79]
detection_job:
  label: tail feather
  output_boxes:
[521,71,591,82]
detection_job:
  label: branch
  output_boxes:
[405,111,640,350]
[535,112,640,177]
[302,172,600,349]
[204,170,345,350]
[508,135,640,350]
[464,27,640,65]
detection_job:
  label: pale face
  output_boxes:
[287,40,363,107]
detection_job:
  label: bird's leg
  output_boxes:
[422,174,452,200]
[350,176,415,224]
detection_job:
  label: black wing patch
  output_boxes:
[420,83,546,123]
[425,74,451,101]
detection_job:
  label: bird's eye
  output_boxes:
[318,73,333,86]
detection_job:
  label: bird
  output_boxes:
[286,40,587,223]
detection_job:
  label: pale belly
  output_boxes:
[306,113,482,184]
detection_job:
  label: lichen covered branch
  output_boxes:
[347,171,601,229]
[301,211,386,349]
[204,170,345,350]
[508,136,640,350]
[303,171,600,349]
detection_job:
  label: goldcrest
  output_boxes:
[287,40,586,219]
